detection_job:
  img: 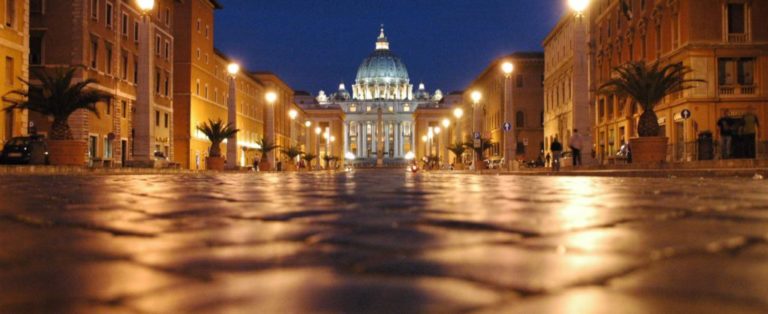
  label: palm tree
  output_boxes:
[447,142,467,160]
[302,153,317,169]
[196,119,239,157]
[3,66,112,140]
[599,61,703,137]
[281,145,303,163]
[464,138,494,160]
[256,137,279,164]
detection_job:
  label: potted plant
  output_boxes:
[256,137,279,171]
[4,66,111,166]
[301,153,317,171]
[600,61,703,163]
[280,145,303,171]
[447,142,467,170]
[322,154,337,170]
[196,119,239,171]
[464,138,494,170]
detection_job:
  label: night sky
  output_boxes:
[214,0,566,95]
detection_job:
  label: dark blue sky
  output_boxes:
[214,0,566,94]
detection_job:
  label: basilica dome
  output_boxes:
[355,27,409,83]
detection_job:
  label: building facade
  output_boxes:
[543,13,594,165]
[315,27,443,166]
[588,0,768,163]
[29,0,175,166]
[1,0,28,144]
[463,53,545,163]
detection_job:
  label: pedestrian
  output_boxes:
[743,111,759,159]
[717,112,733,159]
[545,153,551,168]
[253,158,259,171]
[569,129,584,166]
[550,138,563,171]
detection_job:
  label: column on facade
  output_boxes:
[343,122,349,157]
[384,122,390,158]
[362,122,368,158]
[397,122,403,157]
[371,121,377,154]
[411,122,416,155]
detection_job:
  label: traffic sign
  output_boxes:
[473,139,481,148]
[503,122,512,132]
[473,132,481,139]
[681,109,692,120]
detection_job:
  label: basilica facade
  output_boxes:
[316,27,443,164]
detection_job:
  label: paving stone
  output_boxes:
[128,267,503,313]
[363,244,644,293]
[473,287,767,314]
[610,256,768,309]
[521,218,768,256]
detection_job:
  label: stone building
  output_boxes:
[463,53,545,163]
[315,27,444,166]
[28,0,175,166]
[587,0,768,162]
[1,0,28,144]
[543,13,594,165]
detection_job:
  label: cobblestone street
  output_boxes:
[0,170,767,313]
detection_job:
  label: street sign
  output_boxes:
[502,122,512,132]
[473,132,481,139]
[473,139,481,148]
[681,109,692,120]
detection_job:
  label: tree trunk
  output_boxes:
[637,109,660,137]
[50,118,72,140]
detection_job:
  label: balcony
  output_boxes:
[728,33,748,43]
[719,85,756,96]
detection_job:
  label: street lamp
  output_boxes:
[501,61,515,171]
[133,0,155,163]
[453,107,464,145]
[314,126,321,169]
[568,0,590,16]
[264,91,277,169]
[288,109,298,146]
[470,91,483,169]
[225,62,240,169]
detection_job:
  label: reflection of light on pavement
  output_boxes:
[555,177,600,231]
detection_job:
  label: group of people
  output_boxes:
[547,129,585,171]
[717,111,759,159]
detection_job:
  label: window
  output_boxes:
[133,57,138,84]
[164,40,170,60]
[155,69,161,93]
[195,48,200,60]
[134,21,139,42]
[195,80,200,95]
[516,111,525,128]
[90,38,98,69]
[204,54,208,64]
[121,12,128,36]
[214,88,218,102]
[105,2,113,28]
[155,110,160,126]
[516,74,524,88]
[205,25,209,38]
[164,72,169,96]
[164,8,170,26]
[719,58,755,86]
[727,3,746,34]
[103,137,112,159]
[105,43,113,74]
[121,100,127,118]
[30,33,44,65]
[120,52,128,79]
[5,0,15,28]
[204,84,208,98]
[31,0,44,14]
[655,25,662,59]
[105,99,112,115]
[196,19,201,32]
[5,57,13,86]
[671,13,680,48]
[91,0,99,19]
[155,35,161,55]
[164,113,169,128]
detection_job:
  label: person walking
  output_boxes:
[569,129,584,167]
[717,112,733,159]
[743,111,759,159]
[550,138,563,171]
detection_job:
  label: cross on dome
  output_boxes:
[376,24,389,50]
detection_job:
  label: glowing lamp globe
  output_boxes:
[471,91,482,103]
[288,109,298,120]
[568,0,590,14]
[265,92,277,104]
[137,0,155,12]
[502,62,514,75]
[227,63,240,76]
[453,108,464,119]
[442,118,450,128]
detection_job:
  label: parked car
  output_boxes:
[0,136,49,165]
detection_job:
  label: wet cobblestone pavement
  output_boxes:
[1,170,767,313]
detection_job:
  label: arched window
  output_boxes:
[516,110,525,128]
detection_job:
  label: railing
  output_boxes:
[728,33,748,43]
[719,85,756,96]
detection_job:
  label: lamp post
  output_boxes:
[453,107,463,143]
[442,118,451,164]
[502,61,515,171]
[434,126,441,165]
[134,0,155,164]
[421,135,428,162]
[225,63,240,169]
[314,126,321,169]
[568,0,594,165]
[265,91,277,170]
[288,109,298,147]
[304,120,311,153]
[470,91,482,168]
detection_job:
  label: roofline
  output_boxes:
[466,52,544,90]
[542,14,573,47]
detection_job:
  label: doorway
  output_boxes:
[675,121,684,161]
[121,140,127,166]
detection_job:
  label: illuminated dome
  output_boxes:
[355,26,410,84]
